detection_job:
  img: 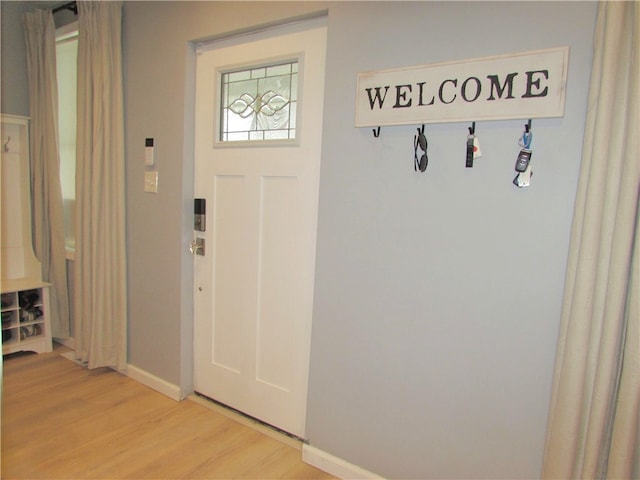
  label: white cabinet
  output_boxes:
[2,279,52,354]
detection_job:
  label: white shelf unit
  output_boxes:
[2,279,53,354]
[1,115,54,355]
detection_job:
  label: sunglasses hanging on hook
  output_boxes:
[414,124,428,172]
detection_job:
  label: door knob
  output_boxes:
[190,238,205,256]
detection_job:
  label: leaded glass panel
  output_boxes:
[220,60,298,142]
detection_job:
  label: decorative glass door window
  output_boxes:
[220,61,298,142]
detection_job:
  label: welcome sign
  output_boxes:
[355,47,569,127]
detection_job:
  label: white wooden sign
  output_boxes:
[355,47,569,127]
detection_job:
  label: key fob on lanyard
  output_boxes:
[513,123,533,188]
[466,135,475,168]
[515,149,532,172]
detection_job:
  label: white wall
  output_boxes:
[306,2,597,478]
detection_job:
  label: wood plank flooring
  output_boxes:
[1,347,335,479]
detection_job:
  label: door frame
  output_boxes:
[187,15,328,434]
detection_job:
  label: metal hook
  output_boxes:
[525,119,532,133]
[372,127,381,138]
[468,122,476,135]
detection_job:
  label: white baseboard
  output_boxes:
[58,348,183,402]
[60,350,85,366]
[126,364,182,401]
[302,444,385,480]
[54,337,75,349]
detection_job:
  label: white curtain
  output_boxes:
[23,9,71,340]
[542,2,639,478]
[74,1,127,371]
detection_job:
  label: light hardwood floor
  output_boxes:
[1,346,335,479]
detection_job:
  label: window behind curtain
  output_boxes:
[56,23,78,256]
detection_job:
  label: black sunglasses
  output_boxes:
[414,125,428,172]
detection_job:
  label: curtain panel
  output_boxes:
[74,1,127,370]
[23,9,71,340]
[542,2,639,478]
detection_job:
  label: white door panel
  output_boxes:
[193,21,326,438]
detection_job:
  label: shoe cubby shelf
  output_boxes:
[2,279,53,355]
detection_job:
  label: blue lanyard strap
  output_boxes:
[521,120,533,149]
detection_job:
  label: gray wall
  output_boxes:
[122,0,329,397]
[0,1,69,116]
[1,1,598,478]
[1,1,32,116]
[307,3,596,479]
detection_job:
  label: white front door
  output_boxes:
[193,20,326,438]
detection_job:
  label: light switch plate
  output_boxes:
[144,170,158,193]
